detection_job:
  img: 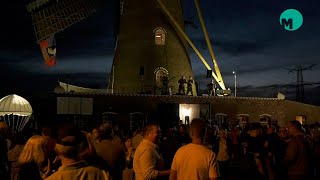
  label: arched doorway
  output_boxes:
[154,67,169,95]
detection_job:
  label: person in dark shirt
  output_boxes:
[274,127,289,180]
[0,122,9,180]
[284,121,312,180]
[176,124,190,147]
[186,76,194,96]
[245,124,265,178]
[178,76,187,95]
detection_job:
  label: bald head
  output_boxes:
[189,119,206,139]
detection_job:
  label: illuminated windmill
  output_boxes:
[25,0,107,66]
[25,0,228,94]
[109,0,227,94]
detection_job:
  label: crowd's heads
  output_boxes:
[288,120,303,136]
[123,134,133,150]
[13,131,28,145]
[267,126,275,135]
[18,135,49,165]
[41,126,52,137]
[218,129,227,139]
[189,118,206,139]
[0,121,8,135]
[99,123,113,140]
[277,126,288,139]
[179,124,187,134]
[91,126,101,141]
[143,122,160,143]
[55,127,86,159]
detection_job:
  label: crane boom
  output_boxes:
[154,0,226,90]
[193,0,225,89]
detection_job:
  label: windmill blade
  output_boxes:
[26,0,107,43]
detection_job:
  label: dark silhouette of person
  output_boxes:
[161,76,169,95]
[178,76,187,95]
[186,76,193,96]
[207,80,216,96]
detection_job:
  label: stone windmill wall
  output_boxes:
[110,0,196,95]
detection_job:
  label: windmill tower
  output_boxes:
[109,0,196,95]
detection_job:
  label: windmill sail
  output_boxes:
[39,35,56,67]
[26,0,107,43]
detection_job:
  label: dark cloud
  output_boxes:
[192,38,270,56]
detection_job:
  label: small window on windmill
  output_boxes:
[154,28,166,45]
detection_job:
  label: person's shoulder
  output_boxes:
[192,144,215,157]
[83,165,104,173]
[177,143,198,152]
[84,166,104,176]
[134,141,150,155]
[175,144,188,152]
[45,172,58,180]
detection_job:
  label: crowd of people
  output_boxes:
[0,118,319,180]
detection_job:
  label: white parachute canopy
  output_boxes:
[0,94,33,133]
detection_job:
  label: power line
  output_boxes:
[284,64,317,102]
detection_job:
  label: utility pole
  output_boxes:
[233,71,237,97]
[285,64,316,102]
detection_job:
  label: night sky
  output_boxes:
[1,0,320,104]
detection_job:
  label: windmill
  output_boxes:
[25,0,228,95]
[109,0,228,95]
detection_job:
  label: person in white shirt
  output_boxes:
[170,119,218,180]
[133,122,170,180]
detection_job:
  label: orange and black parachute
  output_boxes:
[39,35,56,67]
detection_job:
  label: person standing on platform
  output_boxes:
[178,76,187,95]
[207,80,216,96]
[186,76,194,96]
[161,76,169,95]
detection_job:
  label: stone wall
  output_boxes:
[55,93,320,128]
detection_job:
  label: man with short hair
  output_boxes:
[46,127,108,180]
[95,124,123,179]
[133,122,170,180]
[284,120,311,180]
[169,119,218,180]
[274,126,289,179]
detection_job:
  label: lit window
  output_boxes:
[154,28,166,45]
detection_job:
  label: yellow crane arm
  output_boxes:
[193,0,225,90]
[154,0,226,90]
